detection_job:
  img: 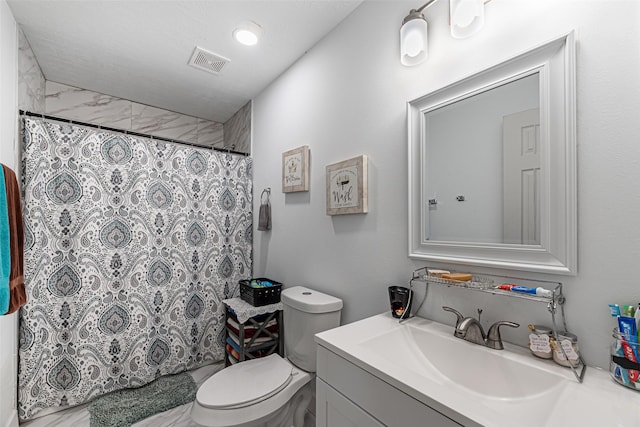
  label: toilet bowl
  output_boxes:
[191,286,343,427]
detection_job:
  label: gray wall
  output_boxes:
[252,0,640,370]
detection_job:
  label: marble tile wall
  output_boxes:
[198,120,225,150]
[131,103,197,143]
[45,81,226,149]
[223,101,251,153]
[45,81,132,129]
[17,28,45,114]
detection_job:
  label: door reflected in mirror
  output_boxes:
[425,73,540,245]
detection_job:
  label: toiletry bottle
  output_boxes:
[623,305,636,317]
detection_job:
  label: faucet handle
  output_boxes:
[486,321,520,350]
[442,306,464,327]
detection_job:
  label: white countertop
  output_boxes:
[315,313,640,427]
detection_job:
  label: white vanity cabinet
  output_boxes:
[316,345,462,427]
[316,379,384,427]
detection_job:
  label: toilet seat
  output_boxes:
[196,354,293,409]
[191,355,312,427]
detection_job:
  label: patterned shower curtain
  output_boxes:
[18,118,252,420]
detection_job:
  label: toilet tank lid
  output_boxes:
[281,286,343,313]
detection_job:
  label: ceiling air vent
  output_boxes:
[188,46,230,75]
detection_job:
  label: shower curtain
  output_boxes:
[18,118,252,420]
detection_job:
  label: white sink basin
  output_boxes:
[359,321,566,400]
[316,313,640,427]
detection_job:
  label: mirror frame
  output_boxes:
[407,32,576,275]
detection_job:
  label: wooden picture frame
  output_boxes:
[326,155,368,215]
[282,145,310,193]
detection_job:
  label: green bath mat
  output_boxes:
[88,372,197,427]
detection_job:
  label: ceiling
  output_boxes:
[8,0,363,123]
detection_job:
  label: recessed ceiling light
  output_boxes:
[233,21,263,46]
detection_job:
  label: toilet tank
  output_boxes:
[281,286,343,372]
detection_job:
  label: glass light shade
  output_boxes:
[400,17,428,66]
[233,21,263,46]
[450,0,485,39]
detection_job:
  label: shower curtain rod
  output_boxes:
[19,109,249,156]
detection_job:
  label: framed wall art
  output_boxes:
[326,155,368,215]
[282,145,310,193]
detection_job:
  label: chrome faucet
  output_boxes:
[442,306,519,350]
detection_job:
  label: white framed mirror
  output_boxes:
[408,32,576,275]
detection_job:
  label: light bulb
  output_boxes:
[233,21,263,46]
[234,29,258,46]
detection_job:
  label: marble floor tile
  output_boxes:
[20,363,223,427]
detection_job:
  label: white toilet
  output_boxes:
[191,286,343,427]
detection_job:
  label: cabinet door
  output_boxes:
[317,379,384,427]
[317,346,466,427]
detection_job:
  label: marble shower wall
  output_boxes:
[17,28,45,114]
[224,101,252,153]
[45,81,226,149]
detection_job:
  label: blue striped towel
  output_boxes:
[0,165,9,314]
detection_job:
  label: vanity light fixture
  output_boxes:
[400,0,435,66]
[450,0,485,39]
[400,0,488,66]
[233,21,263,46]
